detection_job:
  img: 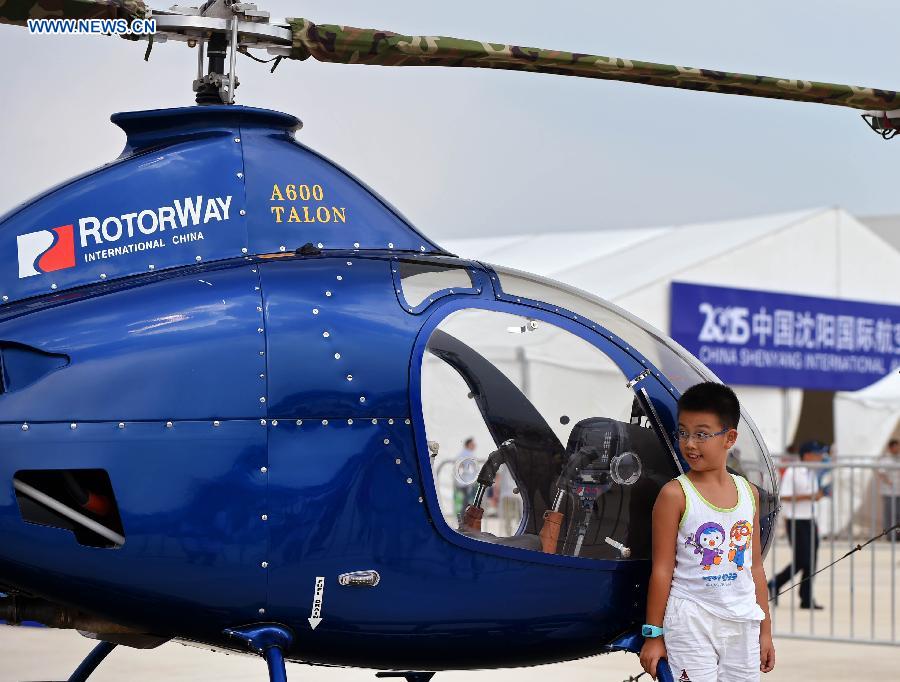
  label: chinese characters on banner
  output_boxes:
[670,282,900,391]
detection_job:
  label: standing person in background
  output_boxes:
[453,437,478,519]
[769,441,828,610]
[878,439,900,540]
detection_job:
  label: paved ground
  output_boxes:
[0,626,896,682]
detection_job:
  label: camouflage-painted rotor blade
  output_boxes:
[289,18,899,112]
[0,0,146,27]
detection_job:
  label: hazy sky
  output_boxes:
[2,1,899,242]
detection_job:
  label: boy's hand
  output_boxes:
[760,632,775,673]
[639,637,667,680]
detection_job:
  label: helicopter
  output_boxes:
[0,2,897,682]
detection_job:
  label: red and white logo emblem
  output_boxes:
[17,225,76,278]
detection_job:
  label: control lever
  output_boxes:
[540,447,602,554]
[459,439,516,532]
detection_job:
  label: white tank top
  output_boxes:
[669,473,765,622]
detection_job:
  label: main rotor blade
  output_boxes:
[0,0,146,27]
[289,18,898,112]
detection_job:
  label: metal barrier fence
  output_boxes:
[768,457,899,646]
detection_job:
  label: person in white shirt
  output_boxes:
[453,438,478,518]
[878,439,900,541]
[768,441,827,610]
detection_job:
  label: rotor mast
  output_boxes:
[153,0,292,105]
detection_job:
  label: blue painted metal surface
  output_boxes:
[0,420,268,640]
[0,264,265,422]
[0,106,447,306]
[0,105,778,676]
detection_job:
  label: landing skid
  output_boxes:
[376,671,436,682]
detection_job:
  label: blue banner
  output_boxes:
[670,282,900,391]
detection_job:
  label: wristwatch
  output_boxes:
[642,624,665,638]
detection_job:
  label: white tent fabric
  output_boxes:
[443,207,900,454]
[834,371,900,457]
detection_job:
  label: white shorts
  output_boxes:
[663,595,761,682]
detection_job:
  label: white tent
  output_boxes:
[834,370,900,457]
[443,207,900,454]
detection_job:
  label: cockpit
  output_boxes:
[415,265,778,561]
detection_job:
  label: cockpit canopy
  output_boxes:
[417,265,778,561]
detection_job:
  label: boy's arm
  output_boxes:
[646,481,681,624]
[750,485,775,673]
[639,480,682,680]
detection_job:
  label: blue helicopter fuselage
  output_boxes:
[0,107,774,670]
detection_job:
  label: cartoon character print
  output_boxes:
[727,519,753,570]
[685,521,726,570]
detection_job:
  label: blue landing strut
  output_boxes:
[607,632,674,682]
[224,623,295,682]
[68,640,117,682]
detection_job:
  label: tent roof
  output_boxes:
[835,370,900,408]
[442,207,826,300]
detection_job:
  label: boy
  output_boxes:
[640,382,775,681]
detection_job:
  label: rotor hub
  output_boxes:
[150,0,291,105]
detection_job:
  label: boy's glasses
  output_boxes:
[674,428,729,443]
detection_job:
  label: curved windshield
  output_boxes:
[491,265,779,554]
[420,307,681,561]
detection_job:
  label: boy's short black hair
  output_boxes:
[677,382,740,430]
